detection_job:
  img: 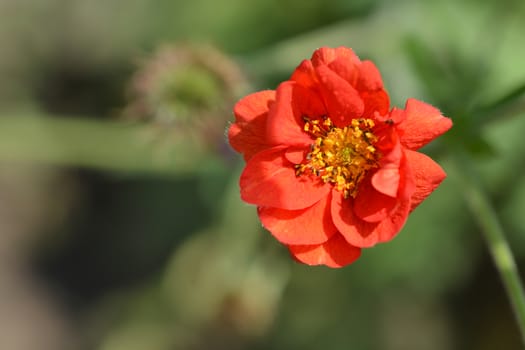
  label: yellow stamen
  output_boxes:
[295,117,380,198]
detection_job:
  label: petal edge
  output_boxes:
[240,147,331,210]
[399,98,452,150]
[288,234,361,268]
[258,192,337,245]
[405,149,447,211]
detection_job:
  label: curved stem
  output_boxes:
[449,156,525,343]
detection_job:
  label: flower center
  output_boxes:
[295,117,380,198]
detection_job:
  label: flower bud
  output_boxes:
[124,44,248,153]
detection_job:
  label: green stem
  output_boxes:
[450,156,525,343]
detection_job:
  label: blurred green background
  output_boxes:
[1,0,525,349]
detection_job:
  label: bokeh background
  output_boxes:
[1,0,525,349]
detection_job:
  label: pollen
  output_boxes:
[295,117,380,198]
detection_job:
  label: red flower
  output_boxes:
[228,47,452,268]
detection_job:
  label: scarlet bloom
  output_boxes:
[228,47,452,268]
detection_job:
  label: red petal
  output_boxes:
[357,60,385,91]
[258,192,337,245]
[405,150,447,211]
[288,234,361,268]
[371,140,402,198]
[240,147,331,210]
[331,189,379,247]
[374,199,410,243]
[396,149,416,201]
[233,90,275,122]
[389,107,406,124]
[371,166,400,198]
[315,65,364,126]
[229,90,275,160]
[375,107,405,124]
[291,60,317,88]
[311,47,360,67]
[228,122,268,161]
[332,189,410,247]
[361,90,390,118]
[266,82,322,147]
[354,176,398,222]
[399,98,453,150]
[284,147,307,164]
[327,55,359,86]
[355,61,390,117]
[292,83,327,118]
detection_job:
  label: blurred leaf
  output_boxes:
[403,35,489,113]
[476,109,525,195]
[99,322,192,350]
[463,135,497,157]
[477,81,525,125]
[500,176,525,258]
[445,116,497,158]
[402,36,451,104]
[483,82,525,112]
[0,114,224,175]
